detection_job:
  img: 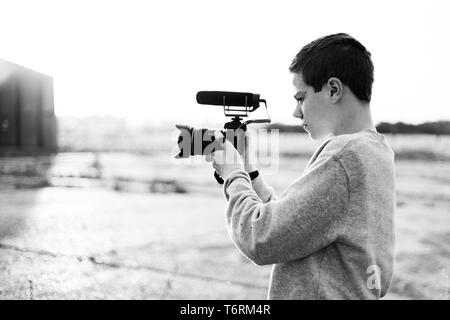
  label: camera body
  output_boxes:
[175,91,270,183]
[175,91,270,159]
[176,118,246,158]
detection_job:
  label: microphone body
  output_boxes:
[196,91,260,109]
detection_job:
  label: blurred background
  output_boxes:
[0,0,449,299]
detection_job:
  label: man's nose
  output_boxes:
[293,104,303,119]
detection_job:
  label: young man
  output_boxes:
[206,33,396,299]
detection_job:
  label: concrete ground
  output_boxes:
[0,153,449,299]
[0,187,272,299]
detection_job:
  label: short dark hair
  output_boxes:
[289,33,374,102]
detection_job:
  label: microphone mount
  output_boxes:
[215,92,271,129]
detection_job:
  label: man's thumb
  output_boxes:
[214,131,225,144]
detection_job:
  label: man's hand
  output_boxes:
[242,130,258,173]
[205,132,245,180]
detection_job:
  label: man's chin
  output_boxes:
[305,128,326,141]
[303,124,323,140]
[307,131,318,140]
[303,127,316,140]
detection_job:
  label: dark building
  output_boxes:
[0,59,57,154]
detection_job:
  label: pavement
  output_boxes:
[0,187,271,299]
[1,153,449,300]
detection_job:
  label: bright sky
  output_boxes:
[1,0,449,126]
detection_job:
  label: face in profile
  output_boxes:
[292,73,334,140]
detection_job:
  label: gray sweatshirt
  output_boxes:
[223,129,396,299]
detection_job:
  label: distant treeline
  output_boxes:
[265,121,450,135]
[264,123,305,133]
[376,121,450,135]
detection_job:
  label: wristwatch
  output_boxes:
[249,170,259,181]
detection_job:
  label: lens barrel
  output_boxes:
[175,125,244,158]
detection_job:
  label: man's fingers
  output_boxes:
[206,152,222,176]
[214,131,225,145]
[205,152,214,162]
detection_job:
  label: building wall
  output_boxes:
[0,59,57,153]
[0,75,19,146]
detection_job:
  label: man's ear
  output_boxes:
[327,77,343,103]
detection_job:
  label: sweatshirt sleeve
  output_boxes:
[223,155,349,265]
[250,174,277,202]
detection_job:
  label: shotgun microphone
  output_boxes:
[196,91,261,110]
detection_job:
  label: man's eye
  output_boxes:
[296,97,304,103]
